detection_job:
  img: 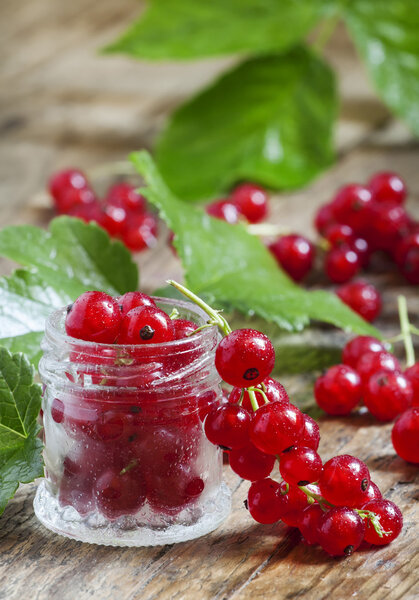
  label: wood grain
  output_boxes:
[0,2,418,599]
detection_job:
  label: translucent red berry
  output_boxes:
[324,223,354,247]
[95,465,146,519]
[247,478,284,524]
[331,184,373,233]
[362,499,403,545]
[118,291,156,314]
[325,246,361,283]
[391,407,419,463]
[314,203,336,235]
[279,445,322,486]
[364,371,413,421]
[206,199,240,224]
[401,247,419,284]
[368,171,406,205]
[366,202,409,251]
[278,481,311,527]
[57,187,97,214]
[314,365,362,416]
[101,204,129,236]
[229,444,275,481]
[318,507,365,556]
[121,213,158,251]
[319,454,370,507]
[215,329,275,388]
[364,481,382,503]
[356,351,401,384]
[106,182,146,213]
[299,414,320,451]
[51,398,65,423]
[118,305,174,344]
[228,376,289,412]
[404,363,419,405]
[269,234,315,282]
[336,280,382,323]
[299,504,324,545]
[250,401,303,455]
[204,404,251,450]
[342,336,386,369]
[65,291,122,343]
[231,183,269,223]
[49,168,90,209]
[172,318,198,339]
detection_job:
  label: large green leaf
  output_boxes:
[345,0,419,136]
[133,150,379,337]
[155,46,337,201]
[0,348,43,515]
[0,218,139,362]
[106,0,328,59]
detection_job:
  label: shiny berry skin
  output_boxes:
[391,407,419,463]
[231,183,268,223]
[364,371,413,421]
[172,318,198,339]
[229,443,275,480]
[106,182,146,213]
[325,245,361,283]
[49,168,89,207]
[299,414,320,451]
[250,401,304,455]
[366,202,409,251]
[206,199,240,224]
[101,204,129,236]
[247,478,284,524]
[394,232,419,266]
[331,184,373,233]
[269,234,315,282]
[356,351,401,384]
[65,291,122,343]
[401,247,419,284]
[364,481,382,503]
[299,504,324,545]
[204,404,251,450]
[336,280,382,323]
[315,203,336,235]
[319,455,370,507]
[405,363,419,405]
[67,201,103,224]
[368,171,406,205]
[349,236,370,267]
[278,481,311,527]
[314,365,362,416]
[51,398,65,423]
[279,446,322,486]
[118,291,156,314]
[342,336,386,369]
[362,499,403,545]
[324,223,355,247]
[318,507,365,556]
[215,329,275,388]
[122,213,158,252]
[118,305,174,344]
[95,465,146,520]
[57,187,97,214]
[228,376,289,412]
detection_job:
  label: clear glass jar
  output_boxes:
[34,297,231,546]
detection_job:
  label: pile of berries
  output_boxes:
[206,183,269,225]
[48,169,157,252]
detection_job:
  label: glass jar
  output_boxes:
[34,297,231,546]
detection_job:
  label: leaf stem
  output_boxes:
[398,295,415,367]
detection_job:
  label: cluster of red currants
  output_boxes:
[201,324,403,557]
[206,183,269,224]
[314,335,419,464]
[48,169,157,252]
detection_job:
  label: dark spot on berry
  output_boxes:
[66,303,73,314]
[298,480,310,486]
[344,544,354,556]
[130,406,141,414]
[377,375,388,387]
[139,325,154,340]
[243,367,259,381]
[219,445,231,452]
[282,446,295,453]
[243,499,248,510]
[119,304,124,312]
[128,434,138,443]
[361,478,368,491]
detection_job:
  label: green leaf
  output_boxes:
[345,0,419,136]
[0,218,139,361]
[106,0,328,59]
[133,150,380,337]
[155,46,337,201]
[0,347,43,515]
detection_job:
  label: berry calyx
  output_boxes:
[314,365,362,416]
[65,291,122,344]
[118,305,174,344]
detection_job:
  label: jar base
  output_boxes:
[34,479,231,547]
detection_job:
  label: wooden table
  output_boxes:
[0,2,418,599]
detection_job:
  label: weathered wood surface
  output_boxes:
[0,1,418,599]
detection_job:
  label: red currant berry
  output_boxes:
[401,247,419,284]
[118,291,156,314]
[215,329,275,388]
[106,182,146,213]
[368,171,406,205]
[364,371,413,421]
[391,407,419,463]
[356,351,401,384]
[57,187,97,214]
[101,204,129,237]
[231,183,269,223]
[319,455,370,507]
[118,305,174,344]
[362,499,403,545]
[336,280,382,323]
[247,478,284,524]
[228,376,289,412]
[172,318,198,339]
[314,365,362,416]
[394,232,419,266]
[95,465,146,519]
[51,398,65,423]
[314,203,336,235]
[299,504,324,545]
[121,213,158,252]
[324,223,355,247]
[299,414,320,451]
[342,336,386,369]
[229,443,275,481]
[269,234,315,282]
[65,291,122,343]
[318,507,365,556]
[206,199,240,224]
[204,404,251,450]
[331,184,373,233]
[278,481,311,527]
[49,168,90,207]
[404,363,419,405]
[279,446,322,486]
[349,236,370,268]
[250,401,304,455]
[325,245,361,283]
[67,201,103,224]
[366,202,409,251]
[364,481,382,503]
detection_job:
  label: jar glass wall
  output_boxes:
[34,297,231,546]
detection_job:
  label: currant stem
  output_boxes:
[355,509,389,538]
[169,308,180,320]
[247,389,260,413]
[299,485,334,510]
[410,325,419,337]
[246,386,269,405]
[398,295,415,368]
[167,280,232,336]
[246,223,290,237]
